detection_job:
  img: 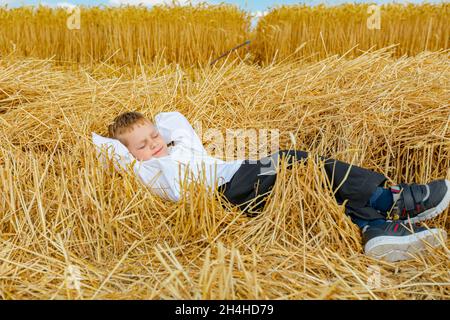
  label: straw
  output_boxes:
[0,45,448,299]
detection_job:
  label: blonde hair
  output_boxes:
[108,111,148,139]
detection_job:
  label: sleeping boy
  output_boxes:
[92,111,449,262]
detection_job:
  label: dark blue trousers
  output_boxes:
[218,149,388,220]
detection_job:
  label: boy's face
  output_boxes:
[118,121,169,161]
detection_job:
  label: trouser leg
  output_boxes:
[219,149,388,220]
[272,149,388,210]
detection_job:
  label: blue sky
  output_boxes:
[0,0,443,13]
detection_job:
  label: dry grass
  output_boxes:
[1,3,449,67]
[0,3,251,67]
[0,45,449,299]
[253,3,449,64]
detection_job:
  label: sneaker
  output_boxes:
[389,179,450,223]
[362,221,447,262]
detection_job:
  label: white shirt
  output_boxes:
[92,111,244,202]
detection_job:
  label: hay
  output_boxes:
[253,3,450,64]
[0,46,449,299]
[1,3,448,67]
[0,4,251,67]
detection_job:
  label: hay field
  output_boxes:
[0,4,251,66]
[1,3,448,66]
[0,3,449,299]
[253,3,450,63]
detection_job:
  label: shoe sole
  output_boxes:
[406,179,450,223]
[364,228,447,262]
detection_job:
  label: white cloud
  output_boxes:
[251,10,268,18]
[56,2,77,9]
[0,0,15,5]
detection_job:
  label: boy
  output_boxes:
[92,111,449,262]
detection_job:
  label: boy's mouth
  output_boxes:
[153,146,163,156]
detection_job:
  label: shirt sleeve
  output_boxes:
[135,161,182,202]
[154,111,207,155]
[92,132,135,170]
[92,132,181,202]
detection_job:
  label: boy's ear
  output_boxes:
[115,133,128,147]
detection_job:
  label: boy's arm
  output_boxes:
[92,132,134,170]
[92,133,181,202]
[155,111,207,155]
[136,163,182,202]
